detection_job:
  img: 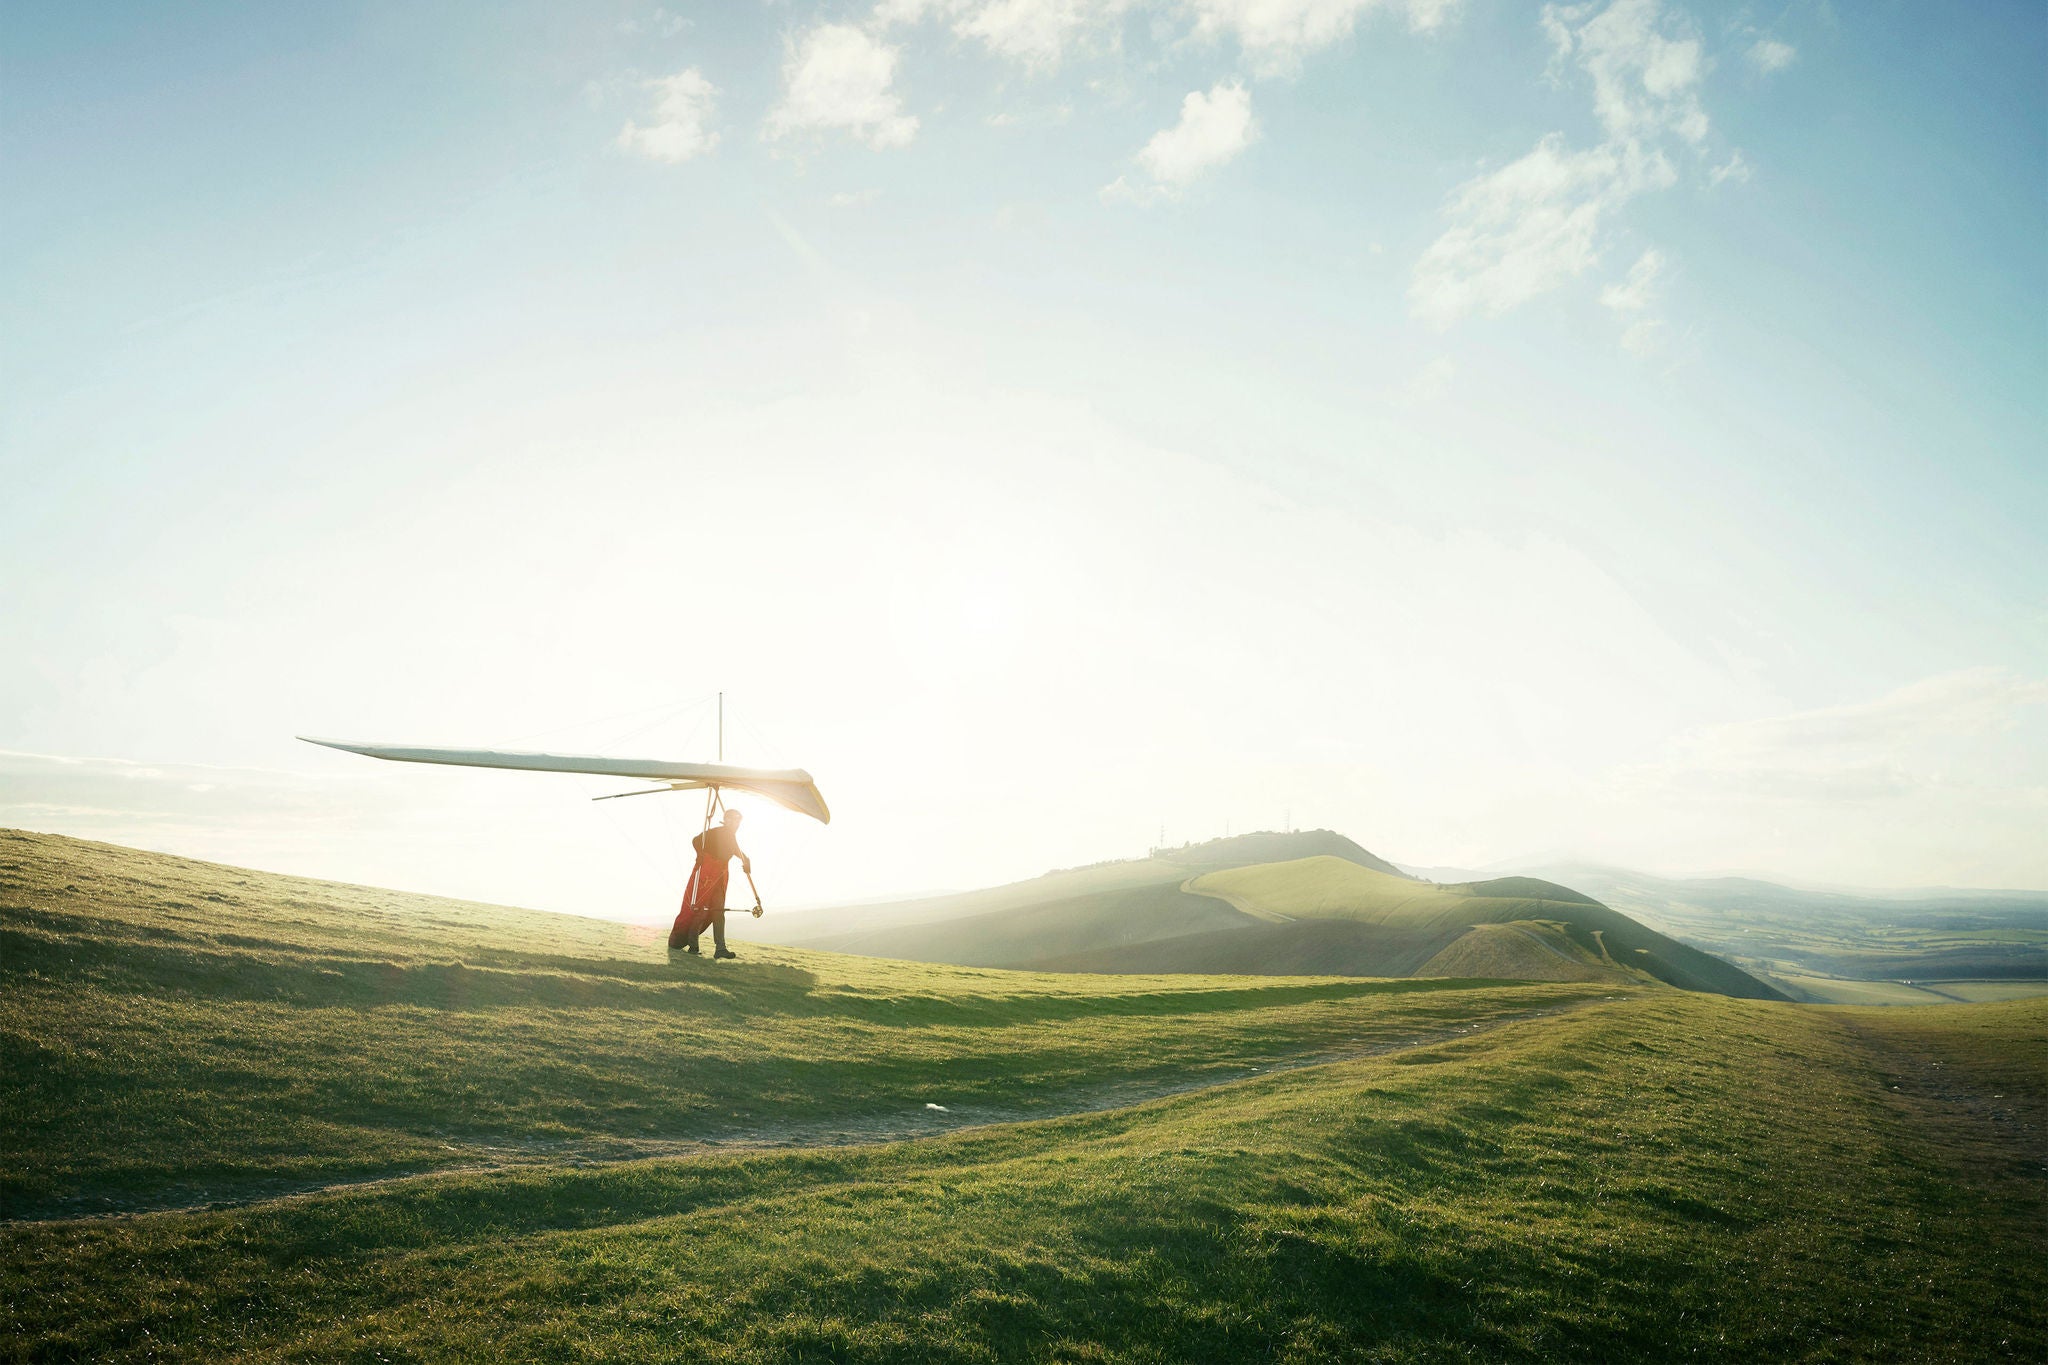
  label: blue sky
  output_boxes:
[4,1,2044,914]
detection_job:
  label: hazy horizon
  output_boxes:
[6,1,2043,921]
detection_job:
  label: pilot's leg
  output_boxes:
[712,911,734,958]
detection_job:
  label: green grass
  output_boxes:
[5,994,2041,1362]
[5,831,2043,1363]
[1413,919,1630,984]
[1914,979,2048,1003]
[1766,973,1963,1005]
[0,830,1604,1219]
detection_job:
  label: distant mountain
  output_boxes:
[776,833,1783,1000]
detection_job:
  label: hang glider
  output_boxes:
[297,737,831,824]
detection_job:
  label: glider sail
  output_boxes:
[298,737,831,824]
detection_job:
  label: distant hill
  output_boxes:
[1521,863,2048,1004]
[763,828,1403,955]
[1175,858,1775,997]
[1151,829,1412,877]
[781,834,1783,1000]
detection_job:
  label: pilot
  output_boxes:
[669,808,751,959]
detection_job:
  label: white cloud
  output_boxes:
[1189,0,1460,74]
[1591,669,2048,886]
[1544,0,1707,144]
[766,24,920,150]
[877,0,1134,69]
[1601,248,1668,355]
[1708,150,1751,186]
[1746,38,1795,73]
[616,68,719,164]
[1139,80,1257,185]
[1623,669,2048,805]
[960,0,1130,67]
[1103,79,1258,203]
[1411,136,1671,326]
[882,1,1457,76]
[1600,247,1662,312]
[1413,0,1714,327]
[1698,670,2048,757]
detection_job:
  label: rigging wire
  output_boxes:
[498,693,715,750]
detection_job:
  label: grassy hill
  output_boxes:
[1528,863,2048,1004]
[771,828,1408,964]
[4,832,2044,1361]
[792,838,1783,1000]
[1180,857,1781,998]
[0,829,1592,1222]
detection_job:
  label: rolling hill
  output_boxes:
[3,829,2043,1362]
[1183,857,1783,998]
[767,828,1407,962]
[780,833,1784,999]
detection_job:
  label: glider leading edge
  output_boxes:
[298,729,828,960]
[296,737,830,823]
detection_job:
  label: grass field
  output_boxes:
[5,831,2044,1362]
[0,830,1606,1220]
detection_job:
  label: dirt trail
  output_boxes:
[25,998,1610,1225]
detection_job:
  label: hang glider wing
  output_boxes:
[298,737,830,824]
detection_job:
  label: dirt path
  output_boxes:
[25,998,1610,1224]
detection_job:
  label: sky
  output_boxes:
[4,0,2045,922]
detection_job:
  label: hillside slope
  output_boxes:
[0,829,1593,1220]
[772,837,1779,998]
[5,830,2043,1363]
[772,829,1408,963]
[1415,920,1630,982]
[1182,857,1782,998]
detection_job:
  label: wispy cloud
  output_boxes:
[1189,0,1460,76]
[1745,38,1796,73]
[1600,246,1666,355]
[1411,135,1664,326]
[874,0,1134,70]
[1620,668,2048,805]
[1412,0,1725,328]
[766,23,920,149]
[1707,149,1751,186]
[879,1,1455,77]
[1546,0,1708,145]
[1599,246,1662,312]
[617,68,720,163]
